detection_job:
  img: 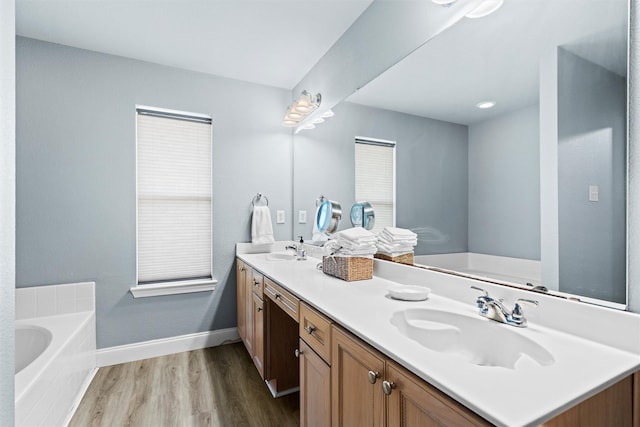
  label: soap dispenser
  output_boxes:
[297,236,306,260]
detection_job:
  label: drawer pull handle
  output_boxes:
[382,380,396,395]
[257,307,262,312]
[367,370,381,384]
[254,280,260,286]
[275,293,281,300]
[295,349,303,358]
[304,325,317,335]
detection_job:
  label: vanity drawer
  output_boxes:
[299,302,332,364]
[251,271,264,298]
[264,277,299,322]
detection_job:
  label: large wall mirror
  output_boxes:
[293,0,628,308]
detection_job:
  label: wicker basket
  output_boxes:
[374,252,414,266]
[322,256,373,281]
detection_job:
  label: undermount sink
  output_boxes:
[390,308,555,369]
[261,252,298,261]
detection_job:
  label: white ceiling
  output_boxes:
[348,0,627,125]
[16,0,373,90]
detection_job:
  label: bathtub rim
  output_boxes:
[15,311,94,403]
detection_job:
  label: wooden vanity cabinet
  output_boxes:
[332,326,386,427]
[299,303,333,427]
[332,325,492,427]
[236,260,248,343]
[385,361,491,427]
[236,259,265,377]
[299,339,331,427]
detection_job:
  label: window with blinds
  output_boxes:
[355,138,396,234]
[136,106,212,285]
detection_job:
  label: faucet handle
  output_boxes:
[470,285,488,297]
[512,298,539,322]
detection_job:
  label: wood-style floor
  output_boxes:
[69,342,300,427]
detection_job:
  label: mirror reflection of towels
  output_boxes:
[252,206,275,244]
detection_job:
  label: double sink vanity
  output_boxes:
[236,242,640,426]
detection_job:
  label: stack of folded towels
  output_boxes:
[324,227,378,257]
[376,227,418,257]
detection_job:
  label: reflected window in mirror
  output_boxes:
[355,137,396,234]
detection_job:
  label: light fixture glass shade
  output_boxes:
[286,111,303,120]
[432,0,457,4]
[466,0,504,18]
[321,110,335,118]
[282,90,322,128]
[312,117,325,124]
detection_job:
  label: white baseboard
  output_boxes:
[96,328,240,367]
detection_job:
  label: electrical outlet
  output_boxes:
[299,210,307,224]
[276,210,285,224]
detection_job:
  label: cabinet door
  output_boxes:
[386,361,491,427]
[299,339,331,427]
[252,293,265,378]
[236,260,247,342]
[244,268,254,355]
[331,327,385,427]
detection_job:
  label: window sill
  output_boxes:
[130,278,218,298]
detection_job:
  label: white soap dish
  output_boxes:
[388,285,430,301]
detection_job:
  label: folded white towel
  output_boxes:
[251,206,275,245]
[381,227,417,239]
[334,227,378,243]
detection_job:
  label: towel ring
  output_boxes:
[252,193,269,207]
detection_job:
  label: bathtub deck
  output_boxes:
[69,342,300,426]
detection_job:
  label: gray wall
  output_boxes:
[558,48,626,303]
[293,102,469,255]
[1,0,16,424]
[468,105,541,260]
[16,37,293,348]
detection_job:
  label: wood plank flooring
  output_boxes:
[69,342,300,427]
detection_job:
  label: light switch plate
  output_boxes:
[299,210,307,224]
[276,210,285,224]
[589,185,599,202]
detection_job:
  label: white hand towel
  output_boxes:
[251,206,275,245]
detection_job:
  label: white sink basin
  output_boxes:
[260,252,298,261]
[391,308,554,369]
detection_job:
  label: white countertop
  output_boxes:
[237,246,640,427]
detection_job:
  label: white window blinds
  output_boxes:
[355,138,396,234]
[136,107,212,284]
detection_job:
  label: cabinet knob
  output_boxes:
[254,280,260,286]
[304,325,317,335]
[240,267,245,272]
[367,370,381,384]
[382,380,396,395]
[275,293,281,300]
[257,306,262,312]
[295,349,303,358]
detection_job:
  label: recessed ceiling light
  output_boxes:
[476,101,496,109]
[466,0,504,19]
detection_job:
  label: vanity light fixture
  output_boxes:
[321,110,335,118]
[282,90,321,127]
[466,0,504,18]
[476,101,496,109]
[312,117,325,124]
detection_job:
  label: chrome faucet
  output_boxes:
[471,286,538,328]
[285,244,306,260]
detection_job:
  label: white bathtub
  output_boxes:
[15,282,96,427]
[414,252,542,287]
[15,325,52,375]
